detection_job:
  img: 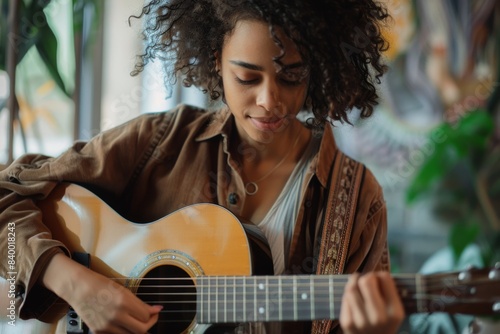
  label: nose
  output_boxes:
[256,81,282,114]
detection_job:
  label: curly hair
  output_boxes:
[131,0,390,123]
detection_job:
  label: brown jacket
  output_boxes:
[0,104,388,332]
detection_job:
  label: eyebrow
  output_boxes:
[229,60,305,71]
[229,60,264,71]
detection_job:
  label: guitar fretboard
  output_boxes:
[196,274,418,323]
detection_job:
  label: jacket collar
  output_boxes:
[314,123,338,188]
[195,108,233,141]
[196,108,338,188]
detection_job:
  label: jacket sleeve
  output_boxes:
[0,111,173,321]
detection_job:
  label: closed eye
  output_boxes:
[279,77,303,86]
[235,77,259,85]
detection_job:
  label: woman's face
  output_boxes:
[218,19,309,144]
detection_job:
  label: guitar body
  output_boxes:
[11,183,270,334]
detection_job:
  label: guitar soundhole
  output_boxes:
[137,265,196,333]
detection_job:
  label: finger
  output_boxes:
[339,293,357,334]
[358,273,386,325]
[93,324,134,334]
[122,294,160,323]
[145,312,160,333]
[376,272,405,320]
[119,312,160,334]
[342,273,367,329]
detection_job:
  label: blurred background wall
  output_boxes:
[0,1,499,331]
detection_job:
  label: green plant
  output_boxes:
[406,109,500,267]
[0,0,71,97]
[1,0,102,163]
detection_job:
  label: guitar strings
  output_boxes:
[45,288,496,306]
[104,274,498,287]
[44,290,496,321]
[37,275,496,298]
[42,274,498,319]
[105,277,498,293]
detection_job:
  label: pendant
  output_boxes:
[245,182,258,195]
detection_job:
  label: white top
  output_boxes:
[246,133,320,334]
[257,133,320,275]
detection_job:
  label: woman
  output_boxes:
[0,0,404,333]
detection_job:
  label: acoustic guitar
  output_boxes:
[1,183,499,333]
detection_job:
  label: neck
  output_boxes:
[236,120,308,165]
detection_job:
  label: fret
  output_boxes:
[329,276,334,319]
[416,274,424,313]
[278,276,283,321]
[216,276,225,323]
[267,276,285,321]
[265,276,270,322]
[233,277,236,321]
[253,276,257,321]
[235,276,245,323]
[280,276,294,321]
[205,277,212,323]
[295,276,312,320]
[310,276,315,320]
[215,276,219,323]
[244,276,253,322]
[293,276,298,320]
[397,275,417,314]
[225,276,235,322]
[216,276,227,322]
[209,276,216,323]
[255,276,268,321]
[313,275,333,320]
[197,277,204,323]
[265,276,293,321]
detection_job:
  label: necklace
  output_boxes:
[244,128,303,196]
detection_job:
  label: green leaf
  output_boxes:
[2,0,59,70]
[406,152,444,202]
[72,0,86,32]
[35,18,70,96]
[457,110,494,135]
[0,0,7,70]
[456,111,494,148]
[25,1,56,22]
[449,222,480,263]
[406,111,495,203]
[1,1,40,69]
[406,128,461,203]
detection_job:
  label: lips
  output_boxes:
[250,117,287,131]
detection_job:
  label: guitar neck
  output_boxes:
[196,274,419,323]
[196,267,500,324]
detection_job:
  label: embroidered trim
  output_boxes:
[312,155,363,334]
[317,156,358,275]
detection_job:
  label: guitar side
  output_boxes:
[3,183,256,334]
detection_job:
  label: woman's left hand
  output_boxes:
[339,271,405,334]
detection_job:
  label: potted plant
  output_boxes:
[406,107,500,333]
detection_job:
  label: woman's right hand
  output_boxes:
[42,253,162,334]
